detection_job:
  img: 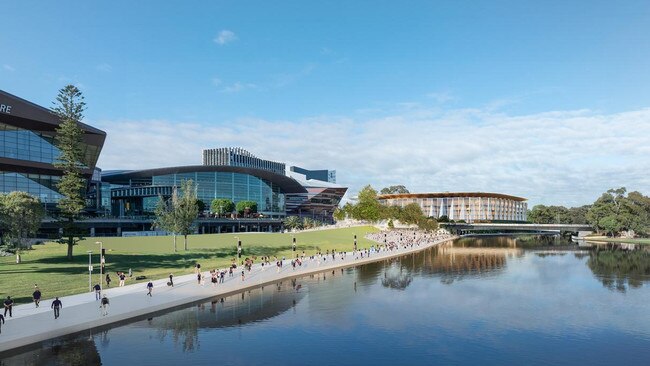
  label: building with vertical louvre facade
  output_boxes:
[378,192,527,223]
[202,147,285,176]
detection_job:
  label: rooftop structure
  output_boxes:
[202,147,286,175]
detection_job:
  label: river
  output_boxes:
[2,236,649,365]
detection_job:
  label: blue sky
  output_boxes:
[1,1,649,206]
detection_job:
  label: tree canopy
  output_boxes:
[380,185,410,194]
[154,180,199,252]
[586,188,650,236]
[211,198,235,216]
[0,192,45,249]
[236,200,258,215]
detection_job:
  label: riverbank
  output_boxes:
[583,236,650,245]
[0,234,455,354]
[0,226,381,304]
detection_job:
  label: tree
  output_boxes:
[400,203,423,225]
[283,216,302,231]
[211,198,234,217]
[196,200,206,213]
[236,200,257,216]
[350,185,382,222]
[0,192,45,261]
[380,185,410,195]
[333,207,346,222]
[52,85,87,260]
[177,180,199,250]
[586,188,650,236]
[154,180,199,252]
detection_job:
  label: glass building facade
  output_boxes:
[0,90,106,210]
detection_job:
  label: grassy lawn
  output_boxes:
[584,236,650,245]
[0,226,380,305]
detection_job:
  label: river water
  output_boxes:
[2,236,650,365]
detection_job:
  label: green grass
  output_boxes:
[0,226,380,304]
[585,237,650,245]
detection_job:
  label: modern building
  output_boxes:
[289,166,336,183]
[286,168,347,223]
[202,147,285,175]
[0,90,106,208]
[378,192,527,223]
[1,90,347,235]
[101,165,306,219]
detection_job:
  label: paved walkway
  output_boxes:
[0,236,455,353]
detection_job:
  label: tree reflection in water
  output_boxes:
[1,335,101,366]
[587,247,650,292]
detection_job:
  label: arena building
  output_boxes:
[378,192,527,223]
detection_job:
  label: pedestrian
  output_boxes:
[169,273,174,287]
[197,272,202,285]
[100,295,109,316]
[105,273,111,287]
[241,269,245,281]
[195,263,201,274]
[0,313,4,334]
[93,283,101,300]
[33,285,42,308]
[146,281,153,297]
[119,272,126,287]
[3,296,13,318]
[51,297,62,319]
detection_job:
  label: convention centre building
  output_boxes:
[0,90,347,236]
[378,192,528,223]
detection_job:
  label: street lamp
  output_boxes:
[292,235,296,252]
[95,241,103,294]
[235,236,242,258]
[354,234,357,251]
[87,250,93,292]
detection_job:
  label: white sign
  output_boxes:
[0,104,12,114]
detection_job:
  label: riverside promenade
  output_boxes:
[0,234,455,353]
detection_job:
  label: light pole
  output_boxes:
[354,234,357,251]
[292,234,296,252]
[235,236,242,259]
[87,250,93,292]
[95,241,103,294]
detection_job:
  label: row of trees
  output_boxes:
[283,216,326,231]
[527,205,590,225]
[527,188,650,237]
[210,198,258,216]
[335,185,438,231]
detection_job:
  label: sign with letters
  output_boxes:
[0,103,12,114]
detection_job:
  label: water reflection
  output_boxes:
[587,247,650,292]
[4,236,650,366]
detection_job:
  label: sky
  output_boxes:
[1,0,649,207]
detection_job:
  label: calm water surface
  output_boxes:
[3,236,650,366]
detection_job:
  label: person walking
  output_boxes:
[146,281,153,297]
[94,283,101,300]
[241,269,245,281]
[3,296,13,318]
[169,273,174,287]
[0,313,4,334]
[105,273,112,287]
[100,295,110,316]
[119,272,126,287]
[51,297,62,319]
[33,285,42,308]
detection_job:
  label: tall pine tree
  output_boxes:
[53,85,87,260]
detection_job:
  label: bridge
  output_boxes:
[444,223,593,235]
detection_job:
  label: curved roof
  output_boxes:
[102,165,307,194]
[377,192,527,201]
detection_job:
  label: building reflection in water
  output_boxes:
[1,335,102,366]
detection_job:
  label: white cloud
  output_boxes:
[3,64,15,72]
[426,91,454,104]
[96,63,112,72]
[94,105,650,207]
[212,77,222,87]
[214,30,237,45]
[220,81,258,93]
